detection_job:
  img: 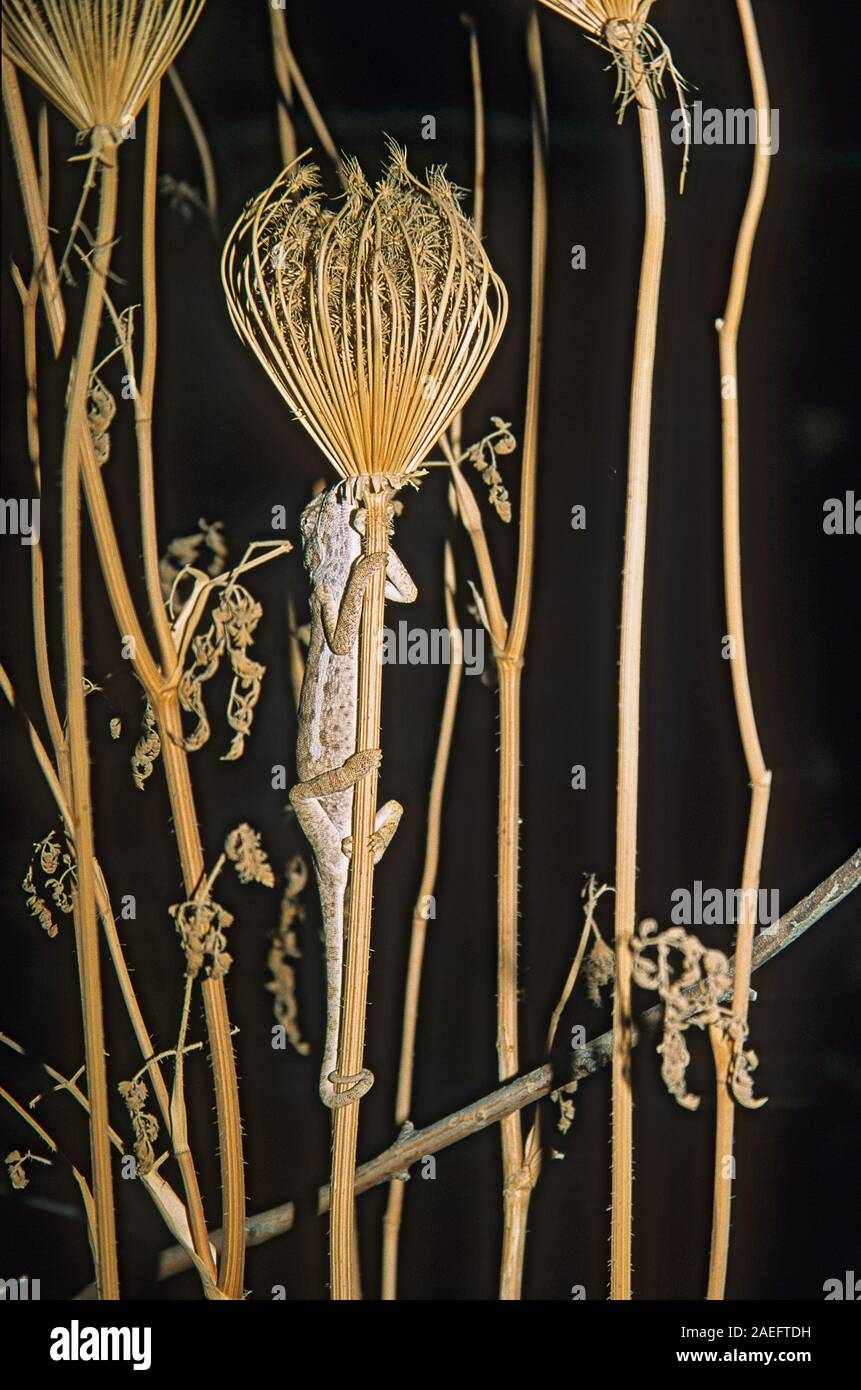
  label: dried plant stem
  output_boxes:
[156,696,245,1297]
[60,140,120,1299]
[268,4,297,167]
[2,54,65,353]
[267,6,341,180]
[138,86,179,674]
[73,434,243,1291]
[329,481,390,1300]
[140,842,861,1287]
[166,66,217,228]
[445,14,546,1299]
[495,12,547,1302]
[0,664,216,1282]
[707,0,772,1302]
[610,66,665,1303]
[381,543,464,1299]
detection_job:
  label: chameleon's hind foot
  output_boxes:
[342,799,403,863]
[326,1067,374,1107]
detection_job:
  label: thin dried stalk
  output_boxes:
[269,5,298,167]
[381,542,464,1299]
[707,0,772,1302]
[329,481,389,1298]
[268,5,341,180]
[166,64,217,227]
[538,3,670,1299]
[58,139,120,1299]
[609,58,665,1305]
[495,11,547,1300]
[443,13,546,1299]
[2,55,65,352]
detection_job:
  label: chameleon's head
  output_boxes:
[299,488,360,576]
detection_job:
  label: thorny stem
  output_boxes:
[60,139,120,1299]
[329,481,390,1299]
[707,0,773,1302]
[381,543,464,1299]
[610,49,665,1303]
[449,13,546,1300]
[157,695,245,1298]
[143,843,861,1287]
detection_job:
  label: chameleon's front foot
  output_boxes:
[324,1067,375,1108]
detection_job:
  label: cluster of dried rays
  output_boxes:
[222,144,508,480]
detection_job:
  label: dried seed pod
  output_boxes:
[222,143,507,480]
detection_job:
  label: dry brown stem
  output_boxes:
[707,0,773,1301]
[329,481,390,1298]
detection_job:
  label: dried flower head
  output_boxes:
[537,1,689,186]
[221,143,508,480]
[2,0,205,137]
[537,0,654,38]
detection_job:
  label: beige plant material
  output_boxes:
[225,823,275,888]
[222,145,507,481]
[633,920,764,1113]
[118,1078,159,1177]
[708,0,773,1303]
[132,700,161,789]
[3,0,245,1299]
[266,856,310,1056]
[2,0,206,136]
[438,12,546,1300]
[382,539,464,1299]
[537,0,674,1302]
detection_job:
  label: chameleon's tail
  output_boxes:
[318,886,374,1109]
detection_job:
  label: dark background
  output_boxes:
[1,0,858,1300]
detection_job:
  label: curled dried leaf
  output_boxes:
[22,832,77,937]
[178,582,265,760]
[225,823,275,888]
[118,1078,159,1177]
[265,855,310,1055]
[5,1149,30,1190]
[132,700,161,789]
[632,920,763,1111]
[170,897,234,980]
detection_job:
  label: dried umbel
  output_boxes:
[537,0,654,37]
[221,145,508,480]
[1,0,205,137]
[537,1,687,157]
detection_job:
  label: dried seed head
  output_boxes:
[221,142,508,480]
[536,1,654,39]
[2,0,205,136]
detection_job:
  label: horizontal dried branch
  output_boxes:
[98,845,860,1293]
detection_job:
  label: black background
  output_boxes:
[1,0,859,1301]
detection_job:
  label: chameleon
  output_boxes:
[289,485,417,1108]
